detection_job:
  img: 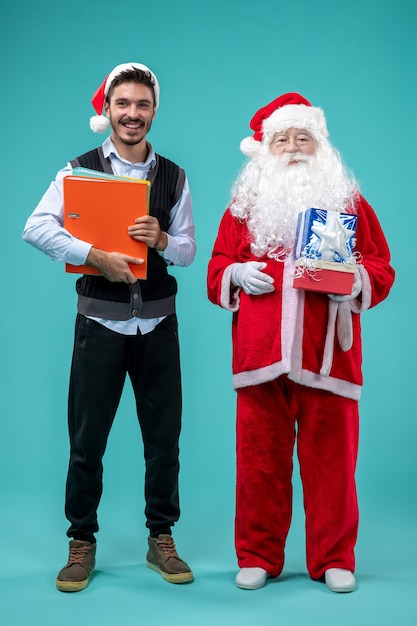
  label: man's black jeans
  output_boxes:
[65,313,182,541]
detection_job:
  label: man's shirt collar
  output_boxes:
[102,136,156,168]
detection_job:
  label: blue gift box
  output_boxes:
[293,208,357,263]
[293,208,358,295]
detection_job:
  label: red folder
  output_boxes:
[63,175,150,279]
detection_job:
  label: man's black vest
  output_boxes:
[70,147,185,320]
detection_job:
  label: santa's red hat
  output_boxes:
[90,62,160,133]
[240,92,328,156]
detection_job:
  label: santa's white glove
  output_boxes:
[231,261,275,296]
[328,270,362,302]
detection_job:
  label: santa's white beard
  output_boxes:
[230,145,358,259]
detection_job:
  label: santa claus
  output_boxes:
[207,93,395,592]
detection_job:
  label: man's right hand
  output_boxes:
[231,261,275,295]
[86,247,144,284]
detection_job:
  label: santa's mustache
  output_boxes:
[275,153,310,166]
[259,154,313,179]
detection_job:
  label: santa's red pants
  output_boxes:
[235,376,359,580]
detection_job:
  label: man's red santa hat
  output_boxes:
[240,92,329,156]
[89,62,160,133]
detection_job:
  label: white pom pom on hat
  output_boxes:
[90,114,112,134]
[240,92,328,156]
[89,62,160,133]
[240,136,261,157]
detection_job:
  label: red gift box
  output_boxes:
[292,259,356,295]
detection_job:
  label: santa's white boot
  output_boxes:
[325,568,356,593]
[236,567,267,590]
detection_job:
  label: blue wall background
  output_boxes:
[1,0,416,623]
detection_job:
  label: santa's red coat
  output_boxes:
[207,194,395,400]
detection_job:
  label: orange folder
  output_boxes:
[63,175,150,279]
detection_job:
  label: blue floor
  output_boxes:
[1,488,416,626]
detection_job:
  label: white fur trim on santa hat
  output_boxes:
[240,103,329,156]
[262,104,328,141]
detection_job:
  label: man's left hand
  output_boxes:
[128,215,168,251]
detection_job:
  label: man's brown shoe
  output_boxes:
[146,534,193,584]
[56,540,96,592]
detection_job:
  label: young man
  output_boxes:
[23,62,196,591]
[207,93,395,593]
